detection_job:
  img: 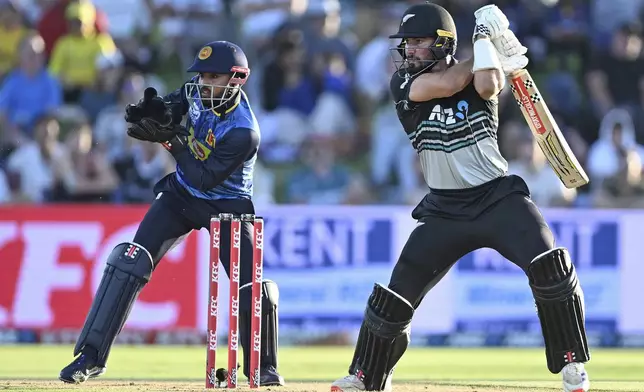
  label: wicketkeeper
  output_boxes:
[330,3,590,392]
[59,41,284,387]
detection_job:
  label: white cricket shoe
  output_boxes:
[562,362,590,392]
[330,374,392,392]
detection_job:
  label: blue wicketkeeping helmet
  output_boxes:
[185,41,250,112]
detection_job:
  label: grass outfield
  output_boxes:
[0,345,642,391]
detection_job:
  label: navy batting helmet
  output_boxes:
[185,41,250,112]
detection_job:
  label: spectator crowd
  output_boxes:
[1,0,644,209]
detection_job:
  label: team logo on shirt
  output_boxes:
[412,98,494,153]
[187,126,212,161]
[206,129,216,148]
[427,100,469,125]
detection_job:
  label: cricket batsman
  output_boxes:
[330,3,590,392]
[59,41,285,387]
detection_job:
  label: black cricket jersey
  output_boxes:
[390,69,507,190]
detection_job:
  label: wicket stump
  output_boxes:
[206,214,264,389]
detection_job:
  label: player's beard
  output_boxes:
[407,55,442,74]
[407,53,428,68]
[200,86,224,109]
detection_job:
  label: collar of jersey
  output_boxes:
[211,91,242,117]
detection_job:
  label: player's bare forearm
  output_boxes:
[473,68,504,100]
[408,58,474,101]
[448,58,475,92]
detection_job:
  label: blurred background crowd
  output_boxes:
[0,0,643,208]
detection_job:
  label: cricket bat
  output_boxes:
[508,69,589,189]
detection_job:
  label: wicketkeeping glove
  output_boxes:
[126,87,181,143]
[125,87,162,123]
[127,118,181,143]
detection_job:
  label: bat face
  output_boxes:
[509,69,589,189]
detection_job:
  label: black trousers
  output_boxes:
[133,174,256,285]
[389,175,555,308]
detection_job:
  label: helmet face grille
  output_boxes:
[389,35,456,78]
[388,1,458,79]
[184,70,248,112]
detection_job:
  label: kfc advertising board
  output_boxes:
[1,205,643,346]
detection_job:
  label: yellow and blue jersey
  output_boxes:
[162,79,260,200]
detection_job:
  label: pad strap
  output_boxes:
[364,307,412,339]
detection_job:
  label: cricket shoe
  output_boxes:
[562,362,590,392]
[259,365,285,386]
[59,353,106,384]
[330,374,392,392]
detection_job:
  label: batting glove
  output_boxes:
[472,4,509,42]
[492,30,528,57]
[498,53,529,76]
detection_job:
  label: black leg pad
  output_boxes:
[528,247,591,374]
[349,283,414,391]
[239,279,279,378]
[73,242,154,366]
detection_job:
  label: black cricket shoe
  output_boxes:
[260,365,285,386]
[59,353,106,384]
